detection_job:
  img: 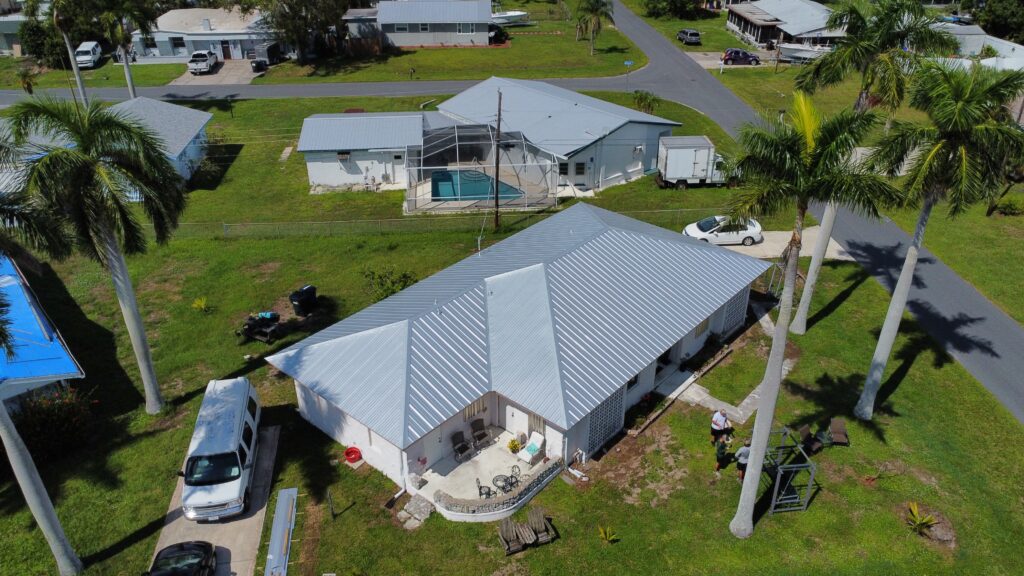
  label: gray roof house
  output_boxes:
[109,97,213,181]
[344,0,491,48]
[727,0,844,46]
[132,7,271,61]
[267,203,768,521]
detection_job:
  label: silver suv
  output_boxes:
[677,29,701,45]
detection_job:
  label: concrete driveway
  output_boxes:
[722,225,853,261]
[170,60,261,86]
[152,426,280,576]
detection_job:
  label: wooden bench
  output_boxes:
[528,507,557,545]
[497,517,524,555]
[830,418,849,446]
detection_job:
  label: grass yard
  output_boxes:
[696,325,773,406]
[617,3,750,53]
[0,57,185,90]
[255,1,644,84]
[886,189,1024,324]
[4,240,1021,574]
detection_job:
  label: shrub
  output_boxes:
[598,525,619,544]
[906,502,937,536]
[191,296,211,313]
[362,266,417,302]
[507,438,521,453]
[995,198,1023,216]
[3,387,92,464]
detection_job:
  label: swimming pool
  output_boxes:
[430,170,523,201]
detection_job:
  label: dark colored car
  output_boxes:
[144,541,216,576]
[676,29,701,45]
[721,48,760,65]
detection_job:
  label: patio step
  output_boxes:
[400,494,435,530]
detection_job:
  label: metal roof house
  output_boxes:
[131,7,271,61]
[109,97,213,182]
[0,255,84,407]
[267,203,768,520]
[727,0,844,47]
[344,0,491,48]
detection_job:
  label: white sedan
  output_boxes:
[683,216,763,246]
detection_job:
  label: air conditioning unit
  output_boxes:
[337,151,351,162]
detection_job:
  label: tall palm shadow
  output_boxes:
[784,373,896,443]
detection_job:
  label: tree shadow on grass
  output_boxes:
[188,143,243,191]
[81,515,166,567]
[263,407,339,504]
[784,373,896,443]
[597,45,630,55]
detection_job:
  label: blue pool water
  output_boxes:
[430,170,523,201]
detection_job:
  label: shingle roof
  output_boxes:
[0,254,84,399]
[267,203,769,448]
[438,77,679,157]
[297,114,426,152]
[377,0,491,24]
[109,98,212,158]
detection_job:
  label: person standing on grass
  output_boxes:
[735,439,751,481]
[711,408,731,445]
[714,437,730,477]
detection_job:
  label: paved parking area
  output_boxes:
[687,50,775,69]
[169,60,261,86]
[152,426,280,576]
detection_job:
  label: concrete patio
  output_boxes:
[417,428,543,500]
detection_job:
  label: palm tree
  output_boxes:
[10,97,187,415]
[575,0,613,56]
[632,90,660,114]
[100,0,159,99]
[788,0,957,335]
[51,0,88,106]
[728,93,897,538]
[854,63,1024,420]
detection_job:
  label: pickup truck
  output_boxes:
[187,50,218,75]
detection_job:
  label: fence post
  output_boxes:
[222,223,228,238]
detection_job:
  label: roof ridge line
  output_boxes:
[493,77,633,125]
[540,261,571,429]
[401,318,414,447]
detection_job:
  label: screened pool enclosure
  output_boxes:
[405,124,560,213]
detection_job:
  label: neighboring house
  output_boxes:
[438,77,679,191]
[343,0,491,48]
[726,0,844,47]
[0,254,84,410]
[132,7,271,61]
[109,97,213,182]
[932,22,1024,59]
[0,0,34,57]
[267,203,769,521]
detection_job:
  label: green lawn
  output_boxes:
[886,190,1024,324]
[0,57,185,90]
[255,1,644,84]
[697,326,773,406]
[617,3,751,53]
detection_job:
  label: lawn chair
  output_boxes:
[497,517,524,555]
[528,507,557,545]
[517,431,545,464]
[829,418,849,446]
[451,431,471,462]
[470,418,489,447]
[798,424,823,455]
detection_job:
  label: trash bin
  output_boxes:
[289,285,317,316]
[250,59,267,73]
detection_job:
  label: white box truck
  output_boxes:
[656,136,729,189]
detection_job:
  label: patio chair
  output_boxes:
[451,431,471,462]
[517,431,545,464]
[497,517,524,555]
[476,478,494,499]
[528,507,557,545]
[470,418,489,447]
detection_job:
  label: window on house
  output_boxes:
[558,162,568,176]
[394,154,403,160]
[143,36,157,49]
[574,163,586,176]
[695,317,710,336]
[395,23,409,32]
[170,37,186,49]
[457,23,475,34]
[419,23,430,32]
[626,374,639,390]
[463,397,486,421]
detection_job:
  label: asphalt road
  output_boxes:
[0,3,1019,421]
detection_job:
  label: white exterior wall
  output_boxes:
[173,127,208,181]
[625,360,658,407]
[566,123,670,190]
[295,382,405,486]
[380,23,489,47]
[404,392,497,477]
[304,150,408,189]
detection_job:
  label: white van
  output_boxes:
[180,377,261,522]
[74,41,102,69]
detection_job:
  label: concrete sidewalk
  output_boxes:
[153,426,280,576]
[721,225,854,261]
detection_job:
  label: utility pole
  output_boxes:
[494,89,503,231]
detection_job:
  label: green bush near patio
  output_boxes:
[0,57,185,90]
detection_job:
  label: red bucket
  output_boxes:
[344,447,362,463]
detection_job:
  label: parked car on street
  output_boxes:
[188,50,219,75]
[721,48,760,65]
[144,541,216,576]
[676,29,701,45]
[74,41,102,68]
[683,216,763,246]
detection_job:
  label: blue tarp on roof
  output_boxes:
[0,255,83,394]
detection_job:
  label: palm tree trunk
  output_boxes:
[854,194,936,420]
[854,89,870,114]
[730,206,805,539]
[59,30,88,106]
[120,44,137,99]
[590,27,596,56]
[986,182,1014,216]
[0,402,83,575]
[790,201,836,334]
[101,229,163,414]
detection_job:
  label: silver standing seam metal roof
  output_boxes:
[267,204,769,449]
[377,0,491,25]
[297,114,425,152]
[108,97,212,158]
[660,135,714,148]
[729,0,839,38]
[438,77,679,157]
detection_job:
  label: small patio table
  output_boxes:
[493,474,511,493]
